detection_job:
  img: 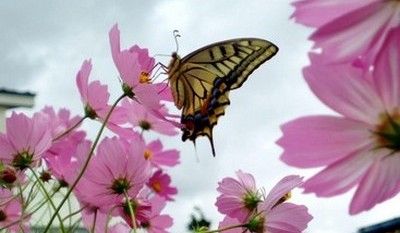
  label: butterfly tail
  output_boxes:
[207,135,216,157]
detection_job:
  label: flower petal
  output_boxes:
[291,0,373,27]
[310,1,394,65]
[373,26,400,110]
[350,151,400,214]
[302,148,374,196]
[304,54,384,124]
[263,175,303,212]
[76,59,92,103]
[278,115,370,168]
[109,24,141,86]
[265,203,312,233]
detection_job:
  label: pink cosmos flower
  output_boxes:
[147,170,178,201]
[259,175,312,233]
[0,165,19,187]
[116,195,152,228]
[121,99,179,136]
[0,189,30,232]
[40,106,83,139]
[215,170,260,222]
[77,137,151,210]
[141,196,173,233]
[144,139,180,168]
[74,59,137,138]
[109,24,161,110]
[76,59,110,119]
[277,27,400,214]
[218,175,312,233]
[45,140,91,186]
[291,0,400,67]
[0,112,52,169]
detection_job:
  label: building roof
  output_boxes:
[0,88,36,109]
[358,217,400,233]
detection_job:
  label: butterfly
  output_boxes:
[167,38,278,156]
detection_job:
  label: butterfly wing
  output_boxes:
[168,38,278,156]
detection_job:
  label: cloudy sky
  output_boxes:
[1,1,399,232]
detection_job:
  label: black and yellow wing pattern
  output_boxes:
[167,38,278,156]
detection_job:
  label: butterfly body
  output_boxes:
[168,38,278,156]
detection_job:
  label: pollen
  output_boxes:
[151,181,162,193]
[144,149,153,160]
[272,191,292,209]
[139,71,151,84]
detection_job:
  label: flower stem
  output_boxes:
[53,116,87,142]
[28,167,66,232]
[123,191,137,233]
[43,93,127,232]
[200,223,248,233]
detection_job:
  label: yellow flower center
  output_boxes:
[374,109,400,153]
[139,71,151,84]
[144,149,153,160]
[152,181,162,193]
[272,191,292,209]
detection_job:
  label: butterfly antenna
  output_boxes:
[173,30,181,54]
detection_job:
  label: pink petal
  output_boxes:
[263,175,303,212]
[152,149,180,167]
[291,0,373,27]
[373,26,400,110]
[304,54,384,124]
[302,148,374,196]
[218,216,244,233]
[0,134,14,163]
[265,203,312,233]
[149,196,166,215]
[235,170,257,192]
[278,115,371,168]
[148,139,162,151]
[30,113,53,155]
[129,45,155,71]
[7,112,32,150]
[149,215,173,233]
[350,152,400,214]
[217,171,256,195]
[134,84,161,110]
[156,83,174,102]
[96,138,127,175]
[310,2,395,65]
[109,24,141,86]
[7,112,52,157]
[108,222,131,233]
[86,80,110,112]
[76,59,92,103]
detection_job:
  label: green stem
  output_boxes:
[62,203,87,222]
[0,187,59,231]
[53,116,87,142]
[201,223,248,233]
[123,191,137,233]
[28,167,66,233]
[90,210,98,233]
[43,94,127,232]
